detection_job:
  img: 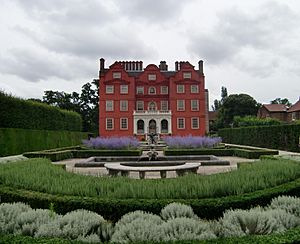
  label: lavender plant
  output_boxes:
[164,135,222,149]
[83,136,139,150]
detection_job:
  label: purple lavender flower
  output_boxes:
[164,135,222,149]
[82,136,139,149]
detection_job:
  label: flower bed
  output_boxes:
[164,135,222,149]
[82,136,139,150]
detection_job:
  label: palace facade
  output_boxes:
[99,58,209,139]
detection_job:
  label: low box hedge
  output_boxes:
[1,176,300,222]
[165,147,278,159]
[23,148,142,161]
[164,149,234,156]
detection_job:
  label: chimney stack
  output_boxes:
[100,58,105,72]
[175,61,179,71]
[159,61,168,71]
[198,60,204,75]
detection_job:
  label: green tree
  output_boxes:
[217,94,260,128]
[42,80,99,134]
[211,86,228,111]
[271,98,291,107]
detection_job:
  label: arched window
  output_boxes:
[148,87,156,94]
[137,120,144,134]
[161,119,168,133]
[148,102,156,111]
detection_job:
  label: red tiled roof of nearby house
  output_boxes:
[263,104,288,112]
[288,100,300,112]
[208,111,218,121]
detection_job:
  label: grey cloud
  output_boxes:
[113,0,193,23]
[187,1,300,77]
[0,48,88,82]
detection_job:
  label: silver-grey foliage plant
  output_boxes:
[15,209,59,236]
[160,217,216,241]
[270,195,300,217]
[0,202,32,234]
[35,209,111,242]
[160,202,197,220]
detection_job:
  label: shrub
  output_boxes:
[233,116,282,127]
[161,203,197,220]
[164,135,222,149]
[114,211,163,231]
[16,209,59,236]
[35,209,110,242]
[111,218,162,243]
[0,202,32,234]
[269,195,300,217]
[219,207,283,237]
[82,136,139,150]
[160,217,216,241]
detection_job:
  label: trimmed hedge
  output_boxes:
[24,148,142,161]
[0,128,87,157]
[164,148,278,159]
[1,176,300,222]
[0,91,82,131]
[219,124,300,152]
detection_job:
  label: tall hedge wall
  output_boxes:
[0,91,82,131]
[0,128,88,156]
[219,124,300,152]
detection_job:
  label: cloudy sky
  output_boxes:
[1,0,300,108]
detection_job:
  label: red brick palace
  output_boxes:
[98,59,209,139]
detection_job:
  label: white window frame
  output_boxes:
[120,85,128,94]
[161,100,168,111]
[106,100,114,111]
[136,101,144,111]
[177,118,185,129]
[136,86,144,94]
[120,118,128,130]
[148,86,156,94]
[191,117,199,129]
[106,118,114,130]
[177,100,185,111]
[191,100,199,111]
[120,100,128,111]
[191,85,199,93]
[148,74,156,81]
[161,86,168,94]
[177,84,185,93]
[113,72,121,79]
[105,85,114,94]
[183,72,192,79]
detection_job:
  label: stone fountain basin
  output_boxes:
[74,155,230,168]
[120,161,186,167]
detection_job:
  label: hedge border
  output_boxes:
[23,149,142,161]
[0,128,88,157]
[164,147,278,159]
[1,175,300,222]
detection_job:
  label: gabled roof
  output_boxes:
[288,100,300,112]
[262,104,288,112]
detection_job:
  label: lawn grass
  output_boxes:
[0,158,300,200]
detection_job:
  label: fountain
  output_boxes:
[74,137,230,179]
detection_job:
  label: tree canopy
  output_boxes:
[217,94,260,128]
[271,98,291,107]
